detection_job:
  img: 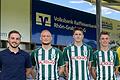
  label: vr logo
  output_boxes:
[36,12,51,27]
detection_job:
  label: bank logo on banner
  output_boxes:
[36,12,51,27]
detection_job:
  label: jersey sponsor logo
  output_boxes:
[36,12,51,27]
[100,61,114,66]
[71,56,87,61]
[38,60,55,65]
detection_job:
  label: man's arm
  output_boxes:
[88,61,92,76]
[30,50,36,79]
[115,67,119,75]
[59,66,65,75]
[114,51,120,75]
[25,52,32,79]
[91,51,97,80]
[65,62,69,79]
[30,66,36,79]
[26,68,32,77]
[91,68,96,80]
[62,47,69,79]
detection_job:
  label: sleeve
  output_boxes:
[63,47,69,62]
[58,49,64,66]
[25,52,32,68]
[114,51,119,67]
[89,46,94,62]
[31,51,36,66]
[92,52,97,68]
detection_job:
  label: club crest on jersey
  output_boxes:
[110,56,114,61]
[51,53,56,60]
[98,56,102,58]
[71,50,75,52]
[38,53,42,56]
[83,50,87,55]
[38,50,42,56]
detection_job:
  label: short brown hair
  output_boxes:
[73,27,84,34]
[100,31,110,38]
[8,30,21,38]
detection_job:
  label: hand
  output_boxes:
[115,70,119,76]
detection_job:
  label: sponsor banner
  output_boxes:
[32,0,97,48]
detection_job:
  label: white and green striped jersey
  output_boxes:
[31,47,64,80]
[63,44,93,80]
[92,50,119,80]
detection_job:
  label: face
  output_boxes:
[73,30,84,43]
[8,33,21,48]
[100,34,110,47]
[40,30,52,45]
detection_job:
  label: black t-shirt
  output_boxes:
[0,48,32,80]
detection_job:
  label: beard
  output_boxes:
[9,42,19,48]
[42,42,51,45]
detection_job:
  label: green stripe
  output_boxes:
[86,46,89,79]
[48,49,52,79]
[69,47,72,80]
[113,52,115,79]
[81,45,85,80]
[113,51,115,80]
[97,51,100,79]
[35,49,39,79]
[74,46,78,80]
[48,65,51,79]
[108,51,111,80]
[54,49,57,79]
[102,51,105,80]
[42,49,45,79]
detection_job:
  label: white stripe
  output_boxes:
[45,50,49,80]
[71,46,76,80]
[78,46,82,80]
[83,45,88,80]
[110,51,114,79]
[51,48,55,79]
[104,51,108,79]
[38,49,42,80]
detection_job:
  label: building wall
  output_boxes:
[1,0,31,42]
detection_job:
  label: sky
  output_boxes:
[41,0,120,21]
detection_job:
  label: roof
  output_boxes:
[41,0,120,21]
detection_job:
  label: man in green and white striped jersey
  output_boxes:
[63,27,93,80]
[92,31,119,80]
[31,30,64,80]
